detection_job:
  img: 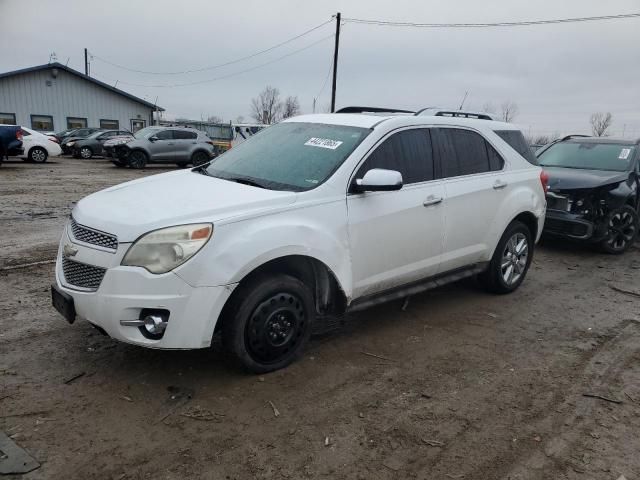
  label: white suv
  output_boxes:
[51,110,547,372]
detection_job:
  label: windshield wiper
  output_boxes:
[226,176,268,189]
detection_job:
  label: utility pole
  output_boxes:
[330,12,341,113]
[84,48,89,76]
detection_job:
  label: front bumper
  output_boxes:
[53,224,236,349]
[544,210,607,241]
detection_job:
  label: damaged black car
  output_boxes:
[537,136,640,253]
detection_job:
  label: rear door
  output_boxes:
[432,127,507,272]
[347,128,445,298]
[149,129,176,161]
[173,130,198,162]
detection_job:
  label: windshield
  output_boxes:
[134,126,161,139]
[538,142,635,172]
[203,122,370,191]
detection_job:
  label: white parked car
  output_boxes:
[51,109,547,372]
[18,126,62,162]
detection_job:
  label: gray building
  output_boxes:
[0,62,163,133]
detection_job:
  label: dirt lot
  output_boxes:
[1,157,640,480]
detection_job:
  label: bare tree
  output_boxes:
[500,101,519,123]
[235,115,245,124]
[207,115,223,123]
[251,86,282,124]
[590,112,612,137]
[282,96,301,119]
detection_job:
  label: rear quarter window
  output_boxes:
[494,130,538,166]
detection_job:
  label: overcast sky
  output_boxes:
[2,0,639,138]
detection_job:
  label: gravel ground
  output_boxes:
[1,157,640,480]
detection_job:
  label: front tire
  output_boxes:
[79,146,93,159]
[128,150,147,169]
[480,220,533,294]
[222,274,314,373]
[28,147,48,163]
[600,205,638,254]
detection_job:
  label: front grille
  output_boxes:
[71,218,118,250]
[545,217,590,237]
[62,258,107,291]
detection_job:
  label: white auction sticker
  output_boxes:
[304,137,343,150]
[619,148,631,160]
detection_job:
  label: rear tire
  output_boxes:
[479,220,533,294]
[222,273,314,373]
[28,147,48,163]
[191,151,210,167]
[600,205,638,254]
[128,150,147,169]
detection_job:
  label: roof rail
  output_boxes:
[415,108,494,120]
[558,134,591,141]
[335,106,415,114]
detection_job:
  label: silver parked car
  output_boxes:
[114,126,214,169]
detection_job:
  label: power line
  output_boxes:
[93,34,335,88]
[342,12,640,28]
[91,18,333,75]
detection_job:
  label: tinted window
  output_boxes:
[174,130,198,140]
[357,129,434,184]
[487,142,504,171]
[155,130,174,140]
[436,128,492,177]
[494,130,538,165]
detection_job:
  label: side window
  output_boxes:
[155,130,174,140]
[356,129,434,184]
[175,130,197,140]
[494,130,538,165]
[435,128,492,178]
[486,142,505,171]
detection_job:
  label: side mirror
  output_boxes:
[352,168,403,193]
[149,135,158,142]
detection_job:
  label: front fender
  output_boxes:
[174,200,353,298]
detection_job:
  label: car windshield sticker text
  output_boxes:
[619,148,631,160]
[304,137,343,150]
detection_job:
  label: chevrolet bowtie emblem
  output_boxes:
[63,244,79,258]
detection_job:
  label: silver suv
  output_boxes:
[114,126,214,169]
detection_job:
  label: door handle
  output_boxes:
[423,195,443,207]
[493,180,508,190]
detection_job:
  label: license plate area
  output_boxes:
[51,284,76,324]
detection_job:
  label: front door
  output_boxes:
[149,129,176,161]
[347,128,445,299]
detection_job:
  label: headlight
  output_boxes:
[122,223,213,274]
[67,142,75,146]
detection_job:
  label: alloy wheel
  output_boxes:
[80,147,92,159]
[500,232,529,286]
[606,210,636,251]
[30,148,46,162]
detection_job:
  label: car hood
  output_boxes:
[72,170,297,241]
[544,167,628,191]
[62,136,84,144]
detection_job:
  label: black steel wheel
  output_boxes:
[128,150,147,169]
[191,151,210,167]
[222,273,314,373]
[600,205,638,254]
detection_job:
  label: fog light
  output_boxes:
[139,309,169,340]
[144,314,167,335]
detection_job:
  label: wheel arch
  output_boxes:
[215,254,348,333]
[28,145,48,159]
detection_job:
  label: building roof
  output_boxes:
[0,62,164,111]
